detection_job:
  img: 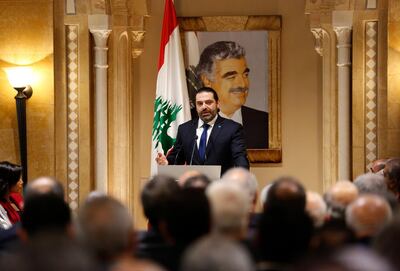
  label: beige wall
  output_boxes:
[138,0,323,193]
[0,1,54,180]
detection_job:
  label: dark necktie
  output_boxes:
[198,123,210,162]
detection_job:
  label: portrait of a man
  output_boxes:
[185,33,269,149]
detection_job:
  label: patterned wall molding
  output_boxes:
[66,24,80,210]
[365,21,378,171]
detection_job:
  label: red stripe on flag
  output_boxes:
[158,0,179,70]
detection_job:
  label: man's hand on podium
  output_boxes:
[155,152,169,165]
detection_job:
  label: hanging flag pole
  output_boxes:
[150,0,190,176]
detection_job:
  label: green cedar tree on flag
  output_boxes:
[151,0,190,175]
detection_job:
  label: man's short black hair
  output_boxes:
[196,87,219,103]
[163,188,210,247]
[21,194,71,237]
[141,175,181,227]
[265,176,306,213]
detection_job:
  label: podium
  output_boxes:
[157,165,221,181]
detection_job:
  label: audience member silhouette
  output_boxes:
[206,181,249,240]
[383,158,400,201]
[161,188,211,270]
[77,195,163,271]
[181,235,254,271]
[370,158,388,174]
[24,176,65,201]
[19,194,72,240]
[306,191,327,228]
[374,211,400,269]
[0,176,65,254]
[354,173,398,211]
[345,194,392,245]
[257,176,313,270]
[324,180,358,219]
[0,161,23,225]
[183,174,211,189]
[136,175,180,269]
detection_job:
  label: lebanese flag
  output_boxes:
[151,0,190,176]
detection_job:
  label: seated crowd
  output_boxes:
[0,158,400,271]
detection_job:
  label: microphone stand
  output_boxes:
[189,135,198,165]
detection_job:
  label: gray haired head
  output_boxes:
[354,173,387,194]
[181,235,254,271]
[196,41,246,82]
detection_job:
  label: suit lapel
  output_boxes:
[205,115,224,158]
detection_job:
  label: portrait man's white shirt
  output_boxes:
[219,109,243,125]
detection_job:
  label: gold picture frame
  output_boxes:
[178,15,282,163]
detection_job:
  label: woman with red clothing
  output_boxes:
[0,161,23,225]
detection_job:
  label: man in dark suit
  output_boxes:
[195,41,269,149]
[156,87,249,175]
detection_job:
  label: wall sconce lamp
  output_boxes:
[4,67,33,186]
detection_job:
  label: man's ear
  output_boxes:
[201,75,212,87]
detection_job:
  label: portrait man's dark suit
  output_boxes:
[167,115,249,175]
[241,106,269,149]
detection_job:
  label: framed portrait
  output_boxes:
[178,15,282,163]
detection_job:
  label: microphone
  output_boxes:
[189,135,198,165]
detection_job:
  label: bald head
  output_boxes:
[325,180,358,219]
[346,194,392,238]
[306,191,327,227]
[222,168,258,210]
[328,180,358,207]
[25,176,65,201]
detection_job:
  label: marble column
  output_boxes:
[334,26,352,180]
[90,29,111,193]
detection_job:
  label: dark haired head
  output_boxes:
[384,158,400,195]
[163,188,210,247]
[0,161,22,198]
[196,87,219,103]
[265,176,306,214]
[259,176,312,263]
[21,194,71,237]
[141,175,181,227]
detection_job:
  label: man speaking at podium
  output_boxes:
[155,87,249,175]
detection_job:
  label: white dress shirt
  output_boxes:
[196,114,218,148]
